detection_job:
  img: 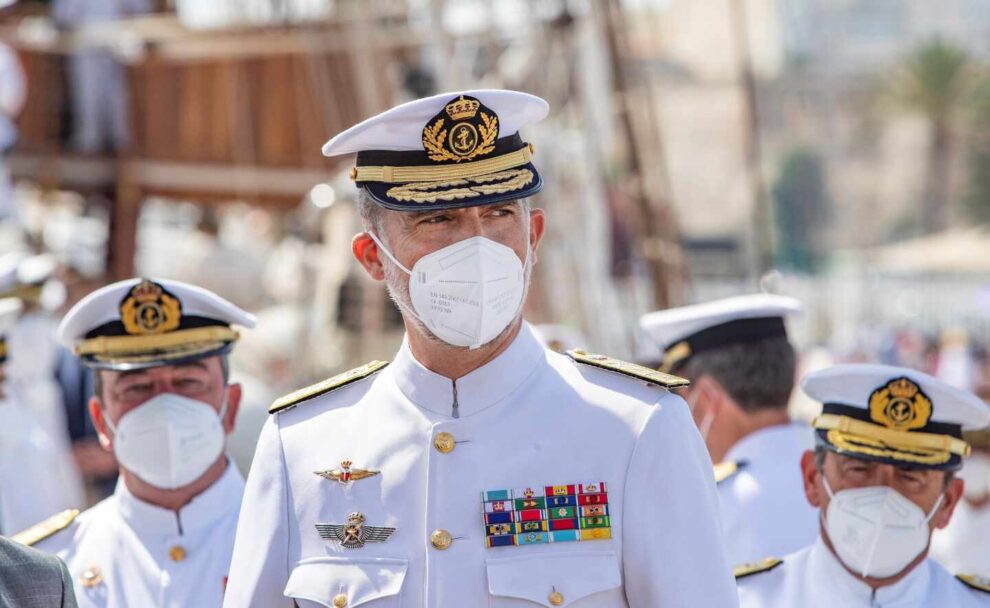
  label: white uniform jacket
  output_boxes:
[223,323,738,608]
[737,538,990,607]
[717,422,818,564]
[33,461,244,607]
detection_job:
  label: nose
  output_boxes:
[874,463,898,487]
[454,207,486,240]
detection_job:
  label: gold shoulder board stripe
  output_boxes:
[714,460,745,484]
[269,361,389,414]
[734,557,783,579]
[11,509,79,547]
[566,349,690,389]
[957,574,990,593]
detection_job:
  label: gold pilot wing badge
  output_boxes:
[316,512,396,549]
[314,460,380,484]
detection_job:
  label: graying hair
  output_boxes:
[680,337,796,413]
[357,189,384,236]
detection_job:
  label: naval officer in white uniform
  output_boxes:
[223,90,738,608]
[640,294,818,564]
[16,278,256,608]
[735,364,990,607]
[0,297,82,535]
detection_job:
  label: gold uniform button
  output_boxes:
[434,432,456,454]
[430,529,453,550]
[168,546,186,562]
[332,593,348,608]
[549,590,564,605]
[79,566,103,588]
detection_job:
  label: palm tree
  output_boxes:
[890,39,972,233]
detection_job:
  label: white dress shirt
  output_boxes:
[718,422,819,564]
[224,323,738,608]
[35,460,244,608]
[737,537,990,607]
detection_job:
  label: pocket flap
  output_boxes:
[284,556,408,607]
[486,551,621,607]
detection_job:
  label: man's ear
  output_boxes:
[89,397,113,451]
[933,476,965,530]
[528,208,546,265]
[222,383,242,434]
[352,232,386,281]
[801,450,825,508]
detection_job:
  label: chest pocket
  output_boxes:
[284,557,407,607]
[486,551,622,607]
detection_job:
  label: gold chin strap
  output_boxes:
[813,414,971,457]
[351,144,533,184]
[75,326,239,356]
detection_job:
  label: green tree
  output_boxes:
[772,147,829,272]
[963,78,990,224]
[889,39,972,233]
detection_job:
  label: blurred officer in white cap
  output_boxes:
[14,278,255,608]
[0,297,82,535]
[223,91,737,608]
[640,294,817,564]
[931,428,990,575]
[735,364,990,606]
[1,254,76,448]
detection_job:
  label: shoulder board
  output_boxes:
[957,574,990,593]
[269,360,389,414]
[714,460,747,484]
[734,557,783,579]
[566,349,690,389]
[10,509,79,547]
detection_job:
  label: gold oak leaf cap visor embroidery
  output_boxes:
[638,294,802,374]
[322,89,548,212]
[803,364,990,471]
[57,278,256,371]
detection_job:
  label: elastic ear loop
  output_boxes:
[367,231,413,275]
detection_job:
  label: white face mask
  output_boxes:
[822,476,943,578]
[962,453,990,501]
[105,392,227,490]
[370,233,529,349]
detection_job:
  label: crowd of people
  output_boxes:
[0,90,989,608]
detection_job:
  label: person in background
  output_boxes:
[932,428,990,575]
[0,535,78,608]
[639,294,818,565]
[0,297,82,534]
[52,0,152,153]
[16,278,255,608]
[736,364,990,606]
[0,23,25,222]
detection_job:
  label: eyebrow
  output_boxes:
[172,361,209,371]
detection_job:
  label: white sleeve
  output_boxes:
[223,415,293,608]
[622,392,739,608]
[0,44,25,118]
